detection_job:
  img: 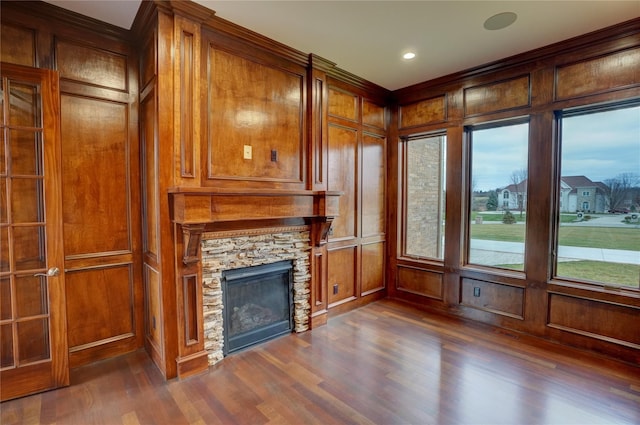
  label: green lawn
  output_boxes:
[470,224,640,251]
[496,261,639,287]
[471,212,630,224]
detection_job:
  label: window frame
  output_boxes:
[552,100,640,291]
[464,117,530,273]
[399,130,447,263]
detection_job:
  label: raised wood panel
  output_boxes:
[362,100,385,129]
[327,246,356,306]
[309,72,328,191]
[175,16,200,182]
[328,125,357,239]
[141,91,159,258]
[555,47,640,100]
[0,23,35,67]
[361,133,385,237]
[464,75,530,116]
[56,40,127,91]
[60,95,130,256]
[399,96,446,128]
[65,265,134,350]
[140,31,156,91]
[460,278,524,319]
[548,294,640,348]
[311,246,327,318]
[206,47,304,183]
[328,87,358,121]
[397,266,443,300]
[144,264,163,357]
[361,242,385,295]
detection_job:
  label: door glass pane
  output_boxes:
[17,318,50,364]
[0,83,4,124]
[404,134,447,260]
[468,122,529,270]
[1,129,5,174]
[11,178,43,223]
[0,177,6,223]
[13,225,45,271]
[10,130,42,176]
[0,276,11,320]
[15,275,47,317]
[9,82,40,128]
[556,105,640,288]
[0,226,8,272]
[1,323,14,368]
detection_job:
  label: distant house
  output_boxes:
[499,179,528,212]
[498,175,609,213]
[559,176,608,213]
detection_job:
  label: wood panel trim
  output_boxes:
[555,46,640,101]
[459,278,525,320]
[68,333,136,353]
[399,95,447,129]
[396,265,444,300]
[328,86,359,122]
[547,292,640,349]
[463,74,531,117]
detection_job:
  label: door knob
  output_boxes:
[34,267,60,277]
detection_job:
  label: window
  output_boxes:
[468,121,529,270]
[402,133,446,260]
[556,104,640,288]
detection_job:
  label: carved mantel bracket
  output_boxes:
[181,223,206,265]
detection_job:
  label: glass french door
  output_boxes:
[0,63,68,401]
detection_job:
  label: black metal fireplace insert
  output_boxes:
[221,260,293,355]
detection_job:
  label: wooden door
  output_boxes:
[0,63,68,401]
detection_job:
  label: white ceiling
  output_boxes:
[44,0,640,91]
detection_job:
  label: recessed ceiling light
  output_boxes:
[403,52,416,60]
[484,12,518,31]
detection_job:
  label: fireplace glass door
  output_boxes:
[222,261,293,355]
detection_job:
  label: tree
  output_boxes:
[510,169,528,217]
[502,210,516,224]
[604,173,639,211]
[486,191,498,211]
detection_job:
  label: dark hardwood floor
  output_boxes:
[2,299,639,424]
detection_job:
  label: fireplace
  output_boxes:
[201,229,311,365]
[169,189,340,377]
[222,260,293,355]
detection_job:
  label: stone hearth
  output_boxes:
[200,229,311,364]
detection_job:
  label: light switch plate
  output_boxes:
[243,145,252,159]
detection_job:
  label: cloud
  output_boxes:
[561,106,639,180]
[470,105,639,190]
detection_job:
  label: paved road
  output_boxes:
[470,214,639,265]
[470,239,640,266]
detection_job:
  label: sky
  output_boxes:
[471,105,640,191]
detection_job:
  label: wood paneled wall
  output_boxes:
[1,2,143,367]
[131,1,389,378]
[389,19,640,364]
[5,0,635,381]
[326,78,388,314]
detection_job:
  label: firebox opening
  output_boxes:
[221,260,293,355]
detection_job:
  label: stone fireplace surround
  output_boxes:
[200,228,311,365]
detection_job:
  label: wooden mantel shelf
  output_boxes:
[169,188,342,263]
[169,187,342,224]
